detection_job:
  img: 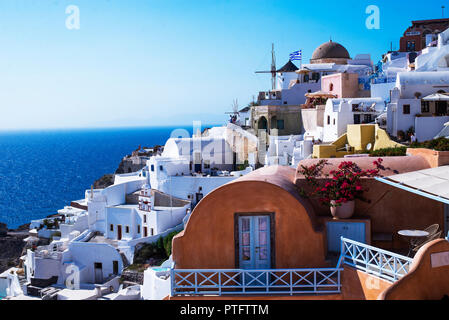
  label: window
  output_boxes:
[150,165,154,172]
[407,41,416,52]
[150,228,154,236]
[352,104,360,112]
[327,116,331,125]
[363,114,373,123]
[159,165,163,171]
[113,261,119,275]
[354,114,361,124]
[329,83,334,91]
[403,104,411,114]
[333,118,336,125]
[421,101,430,113]
[110,224,114,232]
[125,226,130,233]
[204,160,210,169]
[277,119,285,130]
[143,215,147,223]
[137,225,141,234]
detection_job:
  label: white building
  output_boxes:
[105,186,190,242]
[257,51,373,107]
[265,134,314,167]
[387,72,449,141]
[415,27,449,72]
[322,97,385,142]
[148,127,254,204]
[435,121,449,138]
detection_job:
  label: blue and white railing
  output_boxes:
[171,267,342,296]
[340,237,413,282]
[170,238,414,297]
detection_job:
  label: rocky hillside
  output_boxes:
[93,145,162,189]
[0,223,29,273]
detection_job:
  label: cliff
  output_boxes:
[0,224,29,273]
[93,145,162,189]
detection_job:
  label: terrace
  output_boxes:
[170,237,412,297]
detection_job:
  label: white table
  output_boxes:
[398,230,429,256]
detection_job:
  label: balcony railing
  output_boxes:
[171,268,342,296]
[170,238,413,297]
[340,237,413,282]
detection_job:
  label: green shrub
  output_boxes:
[369,147,407,157]
[236,160,250,171]
[163,231,181,257]
[410,137,449,151]
[132,230,182,265]
[50,231,62,242]
[133,240,166,264]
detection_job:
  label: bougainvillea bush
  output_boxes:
[298,158,385,207]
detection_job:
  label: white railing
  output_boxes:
[35,250,63,260]
[341,237,413,282]
[171,268,341,296]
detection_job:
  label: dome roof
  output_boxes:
[311,40,350,60]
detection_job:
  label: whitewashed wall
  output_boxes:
[415,116,449,142]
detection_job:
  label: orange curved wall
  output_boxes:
[379,239,449,300]
[172,180,327,269]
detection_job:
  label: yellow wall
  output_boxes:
[373,126,404,150]
[313,124,404,159]
[347,124,375,152]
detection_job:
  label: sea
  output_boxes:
[0,126,200,229]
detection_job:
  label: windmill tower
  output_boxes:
[255,43,277,91]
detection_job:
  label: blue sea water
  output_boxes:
[0,126,196,229]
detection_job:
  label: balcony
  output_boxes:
[341,238,412,282]
[171,268,341,296]
[170,238,413,297]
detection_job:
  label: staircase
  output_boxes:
[119,250,130,268]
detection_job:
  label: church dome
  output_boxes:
[311,40,350,62]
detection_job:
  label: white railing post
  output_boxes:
[170,269,175,296]
[337,269,341,292]
[340,237,345,259]
[393,257,397,282]
[194,272,198,294]
[266,271,269,293]
[218,272,221,296]
[290,271,293,296]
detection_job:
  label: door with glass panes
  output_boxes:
[238,215,271,269]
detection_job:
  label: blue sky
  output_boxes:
[0,0,445,130]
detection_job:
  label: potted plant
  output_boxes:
[298,158,385,219]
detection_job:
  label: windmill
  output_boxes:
[225,99,240,124]
[255,43,277,91]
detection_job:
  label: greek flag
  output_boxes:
[289,50,302,61]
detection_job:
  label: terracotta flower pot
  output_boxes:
[330,200,355,219]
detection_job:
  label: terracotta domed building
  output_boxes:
[310,40,351,65]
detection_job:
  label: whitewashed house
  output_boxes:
[322,97,385,142]
[265,134,314,167]
[148,131,253,204]
[387,72,449,141]
[105,184,190,242]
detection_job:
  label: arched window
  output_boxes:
[329,83,334,92]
